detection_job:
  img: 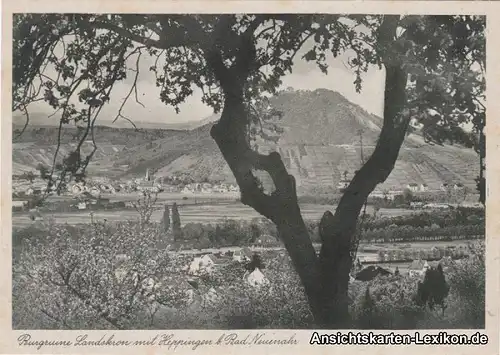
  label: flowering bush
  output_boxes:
[13,220,189,329]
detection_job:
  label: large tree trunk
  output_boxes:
[208,77,324,322]
[205,15,410,328]
[317,16,409,328]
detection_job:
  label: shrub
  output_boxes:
[446,242,485,328]
[171,202,182,241]
[350,276,425,329]
[161,204,170,234]
[416,265,449,314]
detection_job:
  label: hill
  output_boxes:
[12,89,480,193]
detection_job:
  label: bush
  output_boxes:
[446,243,485,328]
[350,276,425,329]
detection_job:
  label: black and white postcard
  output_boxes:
[1,1,499,354]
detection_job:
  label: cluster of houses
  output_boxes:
[12,179,52,197]
[352,256,456,281]
[374,244,470,263]
[406,182,466,193]
[184,247,269,287]
[337,168,468,196]
[185,247,252,274]
[181,182,240,194]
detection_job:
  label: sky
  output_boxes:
[26,40,386,128]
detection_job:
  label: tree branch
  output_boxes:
[92,21,166,49]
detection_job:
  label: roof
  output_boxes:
[203,254,229,265]
[202,254,218,263]
[355,266,392,281]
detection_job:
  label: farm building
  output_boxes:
[408,259,431,277]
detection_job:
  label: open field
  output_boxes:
[12,198,416,228]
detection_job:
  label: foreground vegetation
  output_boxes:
[13,215,485,330]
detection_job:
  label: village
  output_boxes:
[127,240,472,309]
[11,167,242,213]
[12,165,482,214]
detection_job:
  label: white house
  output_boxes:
[188,254,220,275]
[188,257,205,275]
[420,184,429,192]
[245,268,269,288]
[233,247,253,263]
[407,183,420,193]
[408,259,430,277]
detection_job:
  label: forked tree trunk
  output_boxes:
[206,15,409,328]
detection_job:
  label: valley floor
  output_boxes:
[12,198,415,229]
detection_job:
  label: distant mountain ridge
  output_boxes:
[12,89,479,194]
